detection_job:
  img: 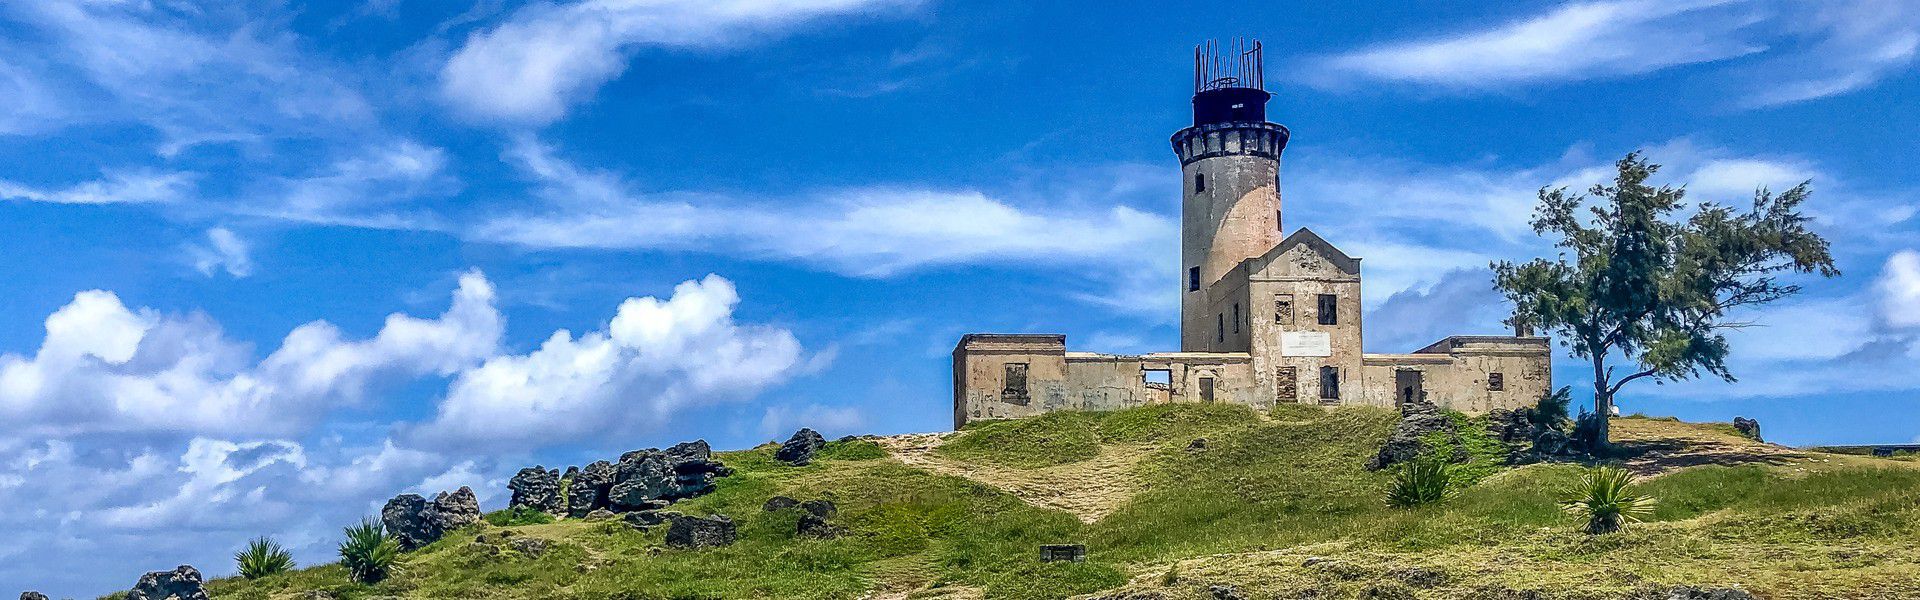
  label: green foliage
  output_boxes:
[1418,412,1511,488]
[1560,467,1657,534]
[337,518,400,584]
[814,438,886,461]
[940,403,1262,469]
[234,536,295,579]
[1494,153,1838,445]
[1531,386,1573,426]
[483,506,556,527]
[1387,459,1454,507]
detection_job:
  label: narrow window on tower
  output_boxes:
[1277,210,1283,231]
[1195,173,1206,193]
[1217,313,1225,343]
[1317,294,1338,325]
[1319,366,1340,401]
[1188,267,1200,292]
[1232,303,1240,334]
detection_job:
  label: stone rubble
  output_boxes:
[381,486,482,551]
[507,466,563,514]
[124,565,210,600]
[775,428,827,466]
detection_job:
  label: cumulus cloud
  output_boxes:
[186,228,254,278]
[0,272,503,438]
[1879,250,1920,329]
[440,0,917,124]
[1363,268,1511,352]
[413,274,806,451]
[1312,0,1920,107]
[0,170,193,205]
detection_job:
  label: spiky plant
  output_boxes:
[1560,466,1657,534]
[234,536,295,579]
[1386,459,1453,507]
[338,518,400,583]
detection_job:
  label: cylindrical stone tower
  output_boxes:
[1173,39,1290,352]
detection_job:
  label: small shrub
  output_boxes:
[1530,386,1572,426]
[234,536,294,579]
[338,518,400,583]
[485,506,556,527]
[1387,459,1453,507]
[1560,466,1656,534]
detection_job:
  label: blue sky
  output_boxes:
[2,0,1918,595]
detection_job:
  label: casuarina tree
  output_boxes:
[1494,153,1837,448]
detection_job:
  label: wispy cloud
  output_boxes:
[1311,0,1920,107]
[0,170,193,205]
[186,227,254,278]
[439,0,919,125]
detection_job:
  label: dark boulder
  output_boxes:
[606,441,730,510]
[666,514,737,549]
[1208,585,1245,600]
[567,460,615,517]
[382,486,482,551]
[795,499,840,538]
[1732,417,1762,442]
[1485,408,1537,444]
[1367,402,1455,471]
[21,592,49,600]
[776,428,827,466]
[763,496,800,511]
[1658,586,1755,600]
[508,537,549,558]
[124,565,209,600]
[800,499,837,519]
[508,466,564,514]
[625,510,675,529]
[562,465,579,480]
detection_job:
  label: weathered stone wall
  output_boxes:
[953,336,1261,428]
[1359,336,1552,413]
[1247,235,1365,408]
[952,334,1070,429]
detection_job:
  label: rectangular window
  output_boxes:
[1195,173,1206,193]
[1319,366,1340,401]
[1216,313,1225,343]
[1188,267,1200,292]
[1199,377,1215,402]
[1488,372,1505,391]
[1274,294,1294,325]
[1001,363,1030,405]
[1232,303,1240,334]
[1275,366,1297,403]
[1317,294,1338,325]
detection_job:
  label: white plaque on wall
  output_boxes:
[1280,331,1332,357]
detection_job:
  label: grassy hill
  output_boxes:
[204,404,1920,599]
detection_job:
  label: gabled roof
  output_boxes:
[1246,227,1361,276]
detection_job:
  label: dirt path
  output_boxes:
[876,432,1148,523]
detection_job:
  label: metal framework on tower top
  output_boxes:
[1194,38,1264,93]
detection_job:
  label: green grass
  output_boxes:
[206,404,1920,599]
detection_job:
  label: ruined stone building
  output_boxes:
[951,41,1551,428]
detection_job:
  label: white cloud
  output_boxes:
[1314,0,1920,107]
[1317,0,1763,88]
[0,272,503,438]
[413,274,806,451]
[474,139,1177,278]
[0,170,193,205]
[257,141,458,229]
[440,0,917,124]
[1685,158,1817,198]
[1880,250,1920,329]
[187,228,254,278]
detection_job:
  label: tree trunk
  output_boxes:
[1591,356,1612,451]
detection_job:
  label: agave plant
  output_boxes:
[338,518,401,583]
[1386,458,1453,507]
[234,536,295,579]
[1560,466,1656,534]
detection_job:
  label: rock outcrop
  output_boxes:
[20,592,49,600]
[776,428,827,466]
[796,499,838,538]
[382,486,482,551]
[666,514,737,549]
[508,466,563,514]
[567,460,615,518]
[1732,417,1762,442]
[1367,402,1455,470]
[763,495,800,511]
[125,565,210,600]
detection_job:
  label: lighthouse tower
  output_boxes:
[1173,39,1290,352]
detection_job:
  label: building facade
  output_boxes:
[951,41,1551,428]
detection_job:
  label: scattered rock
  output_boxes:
[466,541,499,557]
[508,466,564,514]
[567,461,616,518]
[1732,417,1762,442]
[1660,586,1755,600]
[20,592,49,600]
[382,486,482,551]
[1486,408,1536,443]
[1187,438,1209,451]
[800,499,837,519]
[1532,430,1572,456]
[508,537,549,558]
[585,509,618,522]
[776,428,827,466]
[1390,567,1445,588]
[666,514,737,549]
[125,565,210,600]
[1208,584,1244,600]
[763,496,800,511]
[1367,402,1455,471]
[625,510,675,529]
